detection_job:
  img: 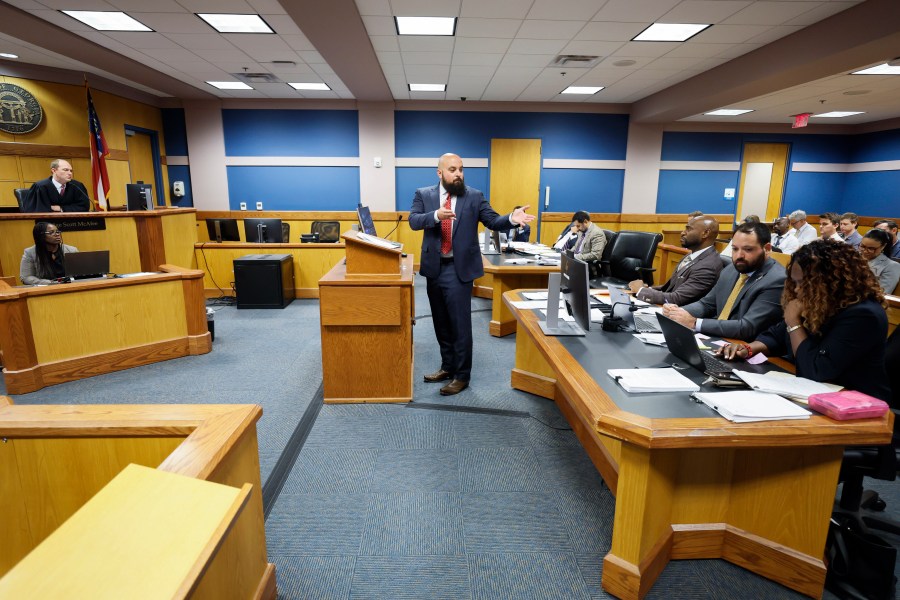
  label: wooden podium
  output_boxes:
[318,232,414,403]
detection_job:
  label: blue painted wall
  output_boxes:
[657,170,740,215]
[161,108,193,207]
[843,129,900,215]
[227,166,361,211]
[394,111,629,214]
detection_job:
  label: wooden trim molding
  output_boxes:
[0,141,128,161]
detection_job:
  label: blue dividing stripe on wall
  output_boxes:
[222,109,359,157]
[161,108,189,156]
[396,167,489,210]
[227,166,360,211]
[395,111,629,159]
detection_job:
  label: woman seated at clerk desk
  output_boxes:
[718,240,891,401]
[862,228,900,295]
[20,222,79,285]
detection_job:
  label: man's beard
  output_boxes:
[732,254,764,273]
[443,176,465,197]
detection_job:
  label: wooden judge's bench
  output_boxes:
[318,232,415,403]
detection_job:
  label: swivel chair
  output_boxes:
[595,230,661,288]
[14,188,29,211]
[311,221,340,243]
[588,229,617,280]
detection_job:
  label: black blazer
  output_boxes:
[636,246,724,306]
[756,299,891,401]
[23,177,91,213]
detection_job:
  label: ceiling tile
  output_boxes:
[380,62,405,75]
[526,0,602,21]
[612,41,680,57]
[371,36,400,51]
[501,54,556,68]
[592,0,680,22]
[716,42,762,59]
[193,48,254,62]
[723,1,821,25]
[108,0,185,10]
[134,13,212,34]
[785,1,857,26]
[398,36,455,52]
[746,25,804,45]
[163,33,234,49]
[362,15,397,36]
[692,24,770,44]
[455,18,522,38]
[261,15,304,35]
[390,0,460,17]
[453,36,511,53]
[224,34,294,55]
[3,0,46,9]
[401,51,452,65]
[575,21,646,42]
[559,40,626,56]
[27,9,94,32]
[376,51,403,64]
[142,47,206,62]
[460,0,533,19]
[281,34,316,52]
[174,0,254,11]
[246,0,287,14]
[102,32,181,49]
[403,64,450,80]
[507,39,567,55]
[449,64,497,80]
[298,50,326,63]
[452,52,504,66]
[515,20,584,40]
[355,0,393,16]
[664,42,732,58]
[29,0,115,8]
[660,1,751,24]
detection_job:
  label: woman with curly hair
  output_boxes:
[718,239,890,400]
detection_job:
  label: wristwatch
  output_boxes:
[786,324,803,333]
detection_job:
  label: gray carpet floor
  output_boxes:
[3,273,897,599]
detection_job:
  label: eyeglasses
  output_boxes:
[44,230,61,236]
[860,244,883,254]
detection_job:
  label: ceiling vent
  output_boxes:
[550,55,602,68]
[231,72,282,84]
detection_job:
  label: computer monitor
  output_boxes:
[206,218,240,243]
[357,205,377,236]
[125,183,153,211]
[560,250,591,333]
[244,218,284,243]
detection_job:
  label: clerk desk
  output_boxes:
[474,253,557,337]
[504,290,892,600]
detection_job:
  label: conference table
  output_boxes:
[503,290,892,599]
[475,253,557,337]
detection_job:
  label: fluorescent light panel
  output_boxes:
[704,108,754,116]
[61,11,151,31]
[633,23,710,42]
[197,13,273,33]
[207,81,253,90]
[289,82,331,91]
[0,53,18,59]
[561,86,603,95]
[813,111,865,118]
[852,63,900,75]
[409,83,446,92]
[395,17,456,36]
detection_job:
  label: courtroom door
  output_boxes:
[126,127,164,206]
[737,143,790,223]
[489,139,542,227]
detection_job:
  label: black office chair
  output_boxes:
[588,229,617,280]
[311,221,340,243]
[595,230,661,287]
[14,188,29,211]
[281,222,291,243]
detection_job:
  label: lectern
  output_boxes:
[318,232,414,403]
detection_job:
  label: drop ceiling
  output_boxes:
[0,0,898,125]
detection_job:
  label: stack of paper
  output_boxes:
[692,390,811,422]
[633,333,666,346]
[731,371,841,403]
[607,368,699,393]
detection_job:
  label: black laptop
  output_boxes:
[657,313,737,376]
[64,250,110,280]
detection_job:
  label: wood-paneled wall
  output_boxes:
[0,76,170,209]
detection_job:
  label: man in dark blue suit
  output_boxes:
[410,153,535,395]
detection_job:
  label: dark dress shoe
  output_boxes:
[440,379,469,395]
[424,369,452,383]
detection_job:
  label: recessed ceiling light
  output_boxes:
[632,23,710,42]
[561,86,603,95]
[207,81,254,90]
[704,108,754,116]
[813,111,865,118]
[197,14,273,33]
[61,11,151,31]
[409,83,446,92]
[289,82,331,91]
[0,52,18,59]
[395,17,456,36]
[852,63,900,75]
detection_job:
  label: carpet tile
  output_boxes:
[459,446,547,492]
[349,555,470,599]
[380,412,457,449]
[281,447,377,494]
[265,493,370,555]
[463,492,574,553]
[452,413,531,448]
[271,555,356,600]
[469,552,592,600]
[553,487,616,554]
[360,492,464,556]
[370,448,460,492]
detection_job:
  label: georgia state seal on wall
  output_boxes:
[0,83,43,134]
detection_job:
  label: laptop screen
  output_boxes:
[64,250,110,279]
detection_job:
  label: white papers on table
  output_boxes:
[522,291,548,300]
[503,258,533,265]
[591,308,607,323]
[633,333,666,346]
[607,368,700,393]
[731,371,841,403]
[541,309,574,321]
[356,232,401,249]
[692,390,811,422]
[596,295,650,307]
[511,300,564,310]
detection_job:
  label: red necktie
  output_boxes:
[441,192,452,254]
[59,184,66,196]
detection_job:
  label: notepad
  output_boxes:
[607,368,699,393]
[692,390,811,423]
[731,371,841,403]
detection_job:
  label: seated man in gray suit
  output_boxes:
[662,221,786,340]
[570,210,606,262]
[628,215,723,306]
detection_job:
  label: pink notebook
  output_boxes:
[807,390,889,421]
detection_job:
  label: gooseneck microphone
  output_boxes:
[384,215,403,239]
[602,301,638,332]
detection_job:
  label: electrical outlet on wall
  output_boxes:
[240,202,247,210]
[256,202,263,210]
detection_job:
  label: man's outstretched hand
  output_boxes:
[512,205,536,225]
